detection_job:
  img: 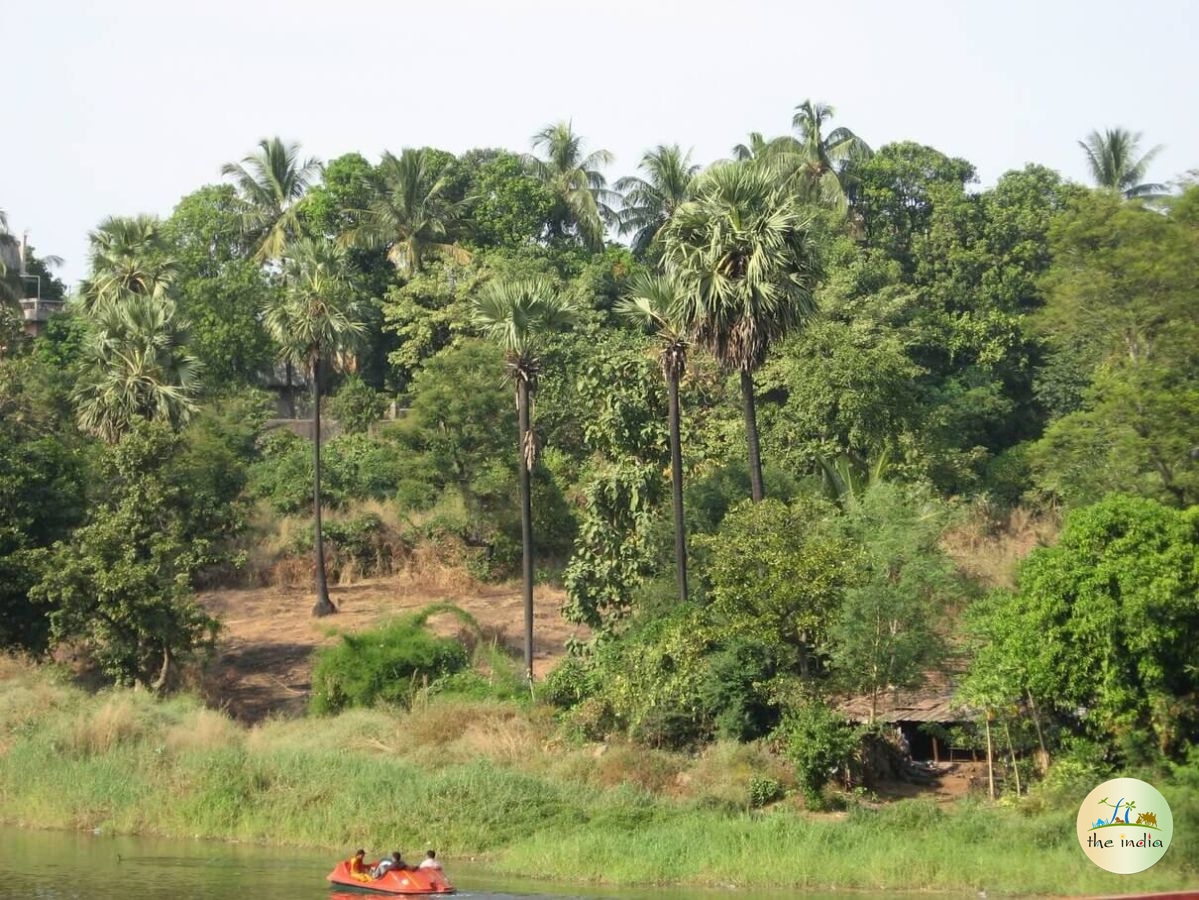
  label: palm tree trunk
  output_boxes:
[740,370,765,502]
[285,361,297,418]
[667,369,688,604]
[517,376,535,683]
[311,354,336,617]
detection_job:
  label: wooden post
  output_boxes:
[1003,720,1021,796]
[932,736,940,764]
[984,713,996,800]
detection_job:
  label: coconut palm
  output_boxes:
[74,295,201,443]
[80,215,176,311]
[265,238,366,617]
[526,122,618,251]
[614,145,700,257]
[224,137,322,415]
[1078,128,1166,199]
[788,100,872,209]
[616,271,692,602]
[344,148,469,274]
[222,137,321,263]
[472,276,577,681]
[661,163,819,502]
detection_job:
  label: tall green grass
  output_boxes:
[0,660,1195,894]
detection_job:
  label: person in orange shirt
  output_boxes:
[347,849,372,882]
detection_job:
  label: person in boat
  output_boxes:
[373,851,409,878]
[419,850,443,871]
[347,849,373,882]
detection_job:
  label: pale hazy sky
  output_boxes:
[3,0,1196,287]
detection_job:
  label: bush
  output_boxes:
[309,616,469,715]
[779,702,860,808]
[329,375,387,434]
[748,774,784,809]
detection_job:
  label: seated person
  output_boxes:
[347,849,372,882]
[419,850,443,871]
[373,851,407,877]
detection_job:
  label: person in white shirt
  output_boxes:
[418,850,443,871]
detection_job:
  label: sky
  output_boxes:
[3,0,1197,288]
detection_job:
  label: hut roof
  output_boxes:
[838,674,972,724]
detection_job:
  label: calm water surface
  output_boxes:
[0,826,903,900]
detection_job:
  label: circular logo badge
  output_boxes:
[1077,777,1173,873]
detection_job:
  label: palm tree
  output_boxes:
[74,295,202,442]
[1078,128,1166,199]
[224,137,322,416]
[80,215,177,311]
[344,148,469,274]
[789,100,872,210]
[472,277,577,681]
[731,132,783,163]
[614,145,700,257]
[661,163,819,502]
[222,137,321,263]
[616,271,691,603]
[264,238,366,617]
[526,122,618,251]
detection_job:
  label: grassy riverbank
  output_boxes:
[1,660,1196,895]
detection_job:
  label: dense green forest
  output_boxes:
[2,107,1197,800]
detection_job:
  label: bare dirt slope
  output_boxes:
[199,576,583,723]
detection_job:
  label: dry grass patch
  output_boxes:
[942,502,1060,590]
[67,694,146,756]
[164,707,242,754]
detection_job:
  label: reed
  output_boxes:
[0,660,1195,894]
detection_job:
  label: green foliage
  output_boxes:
[309,615,469,714]
[32,422,220,687]
[779,702,860,806]
[163,184,275,387]
[828,484,955,715]
[0,356,89,650]
[328,374,386,434]
[1030,190,1199,507]
[563,341,668,629]
[963,494,1199,762]
[748,774,784,808]
[459,150,556,248]
[701,497,855,677]
[250,430,402,513]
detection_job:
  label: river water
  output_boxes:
[0,826,861,900]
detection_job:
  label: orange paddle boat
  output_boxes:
[327,860,455,895]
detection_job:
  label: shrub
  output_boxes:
[748,774,784,809]
[309,616,469,715]
[779,702,860,808]
[329,375,387,434]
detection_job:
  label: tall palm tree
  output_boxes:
[265,238,365,617]
[614,145,700,257]
[661,163,819,502]
[80,215,177,311]
[616,271,691,603]
[224,137,322,415]
[526,122,618,251]
[74,295,202,443]
[344,148,469,274]
[222,137,322,263]
[472,277,577,682]
[1078,128,1166,199]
